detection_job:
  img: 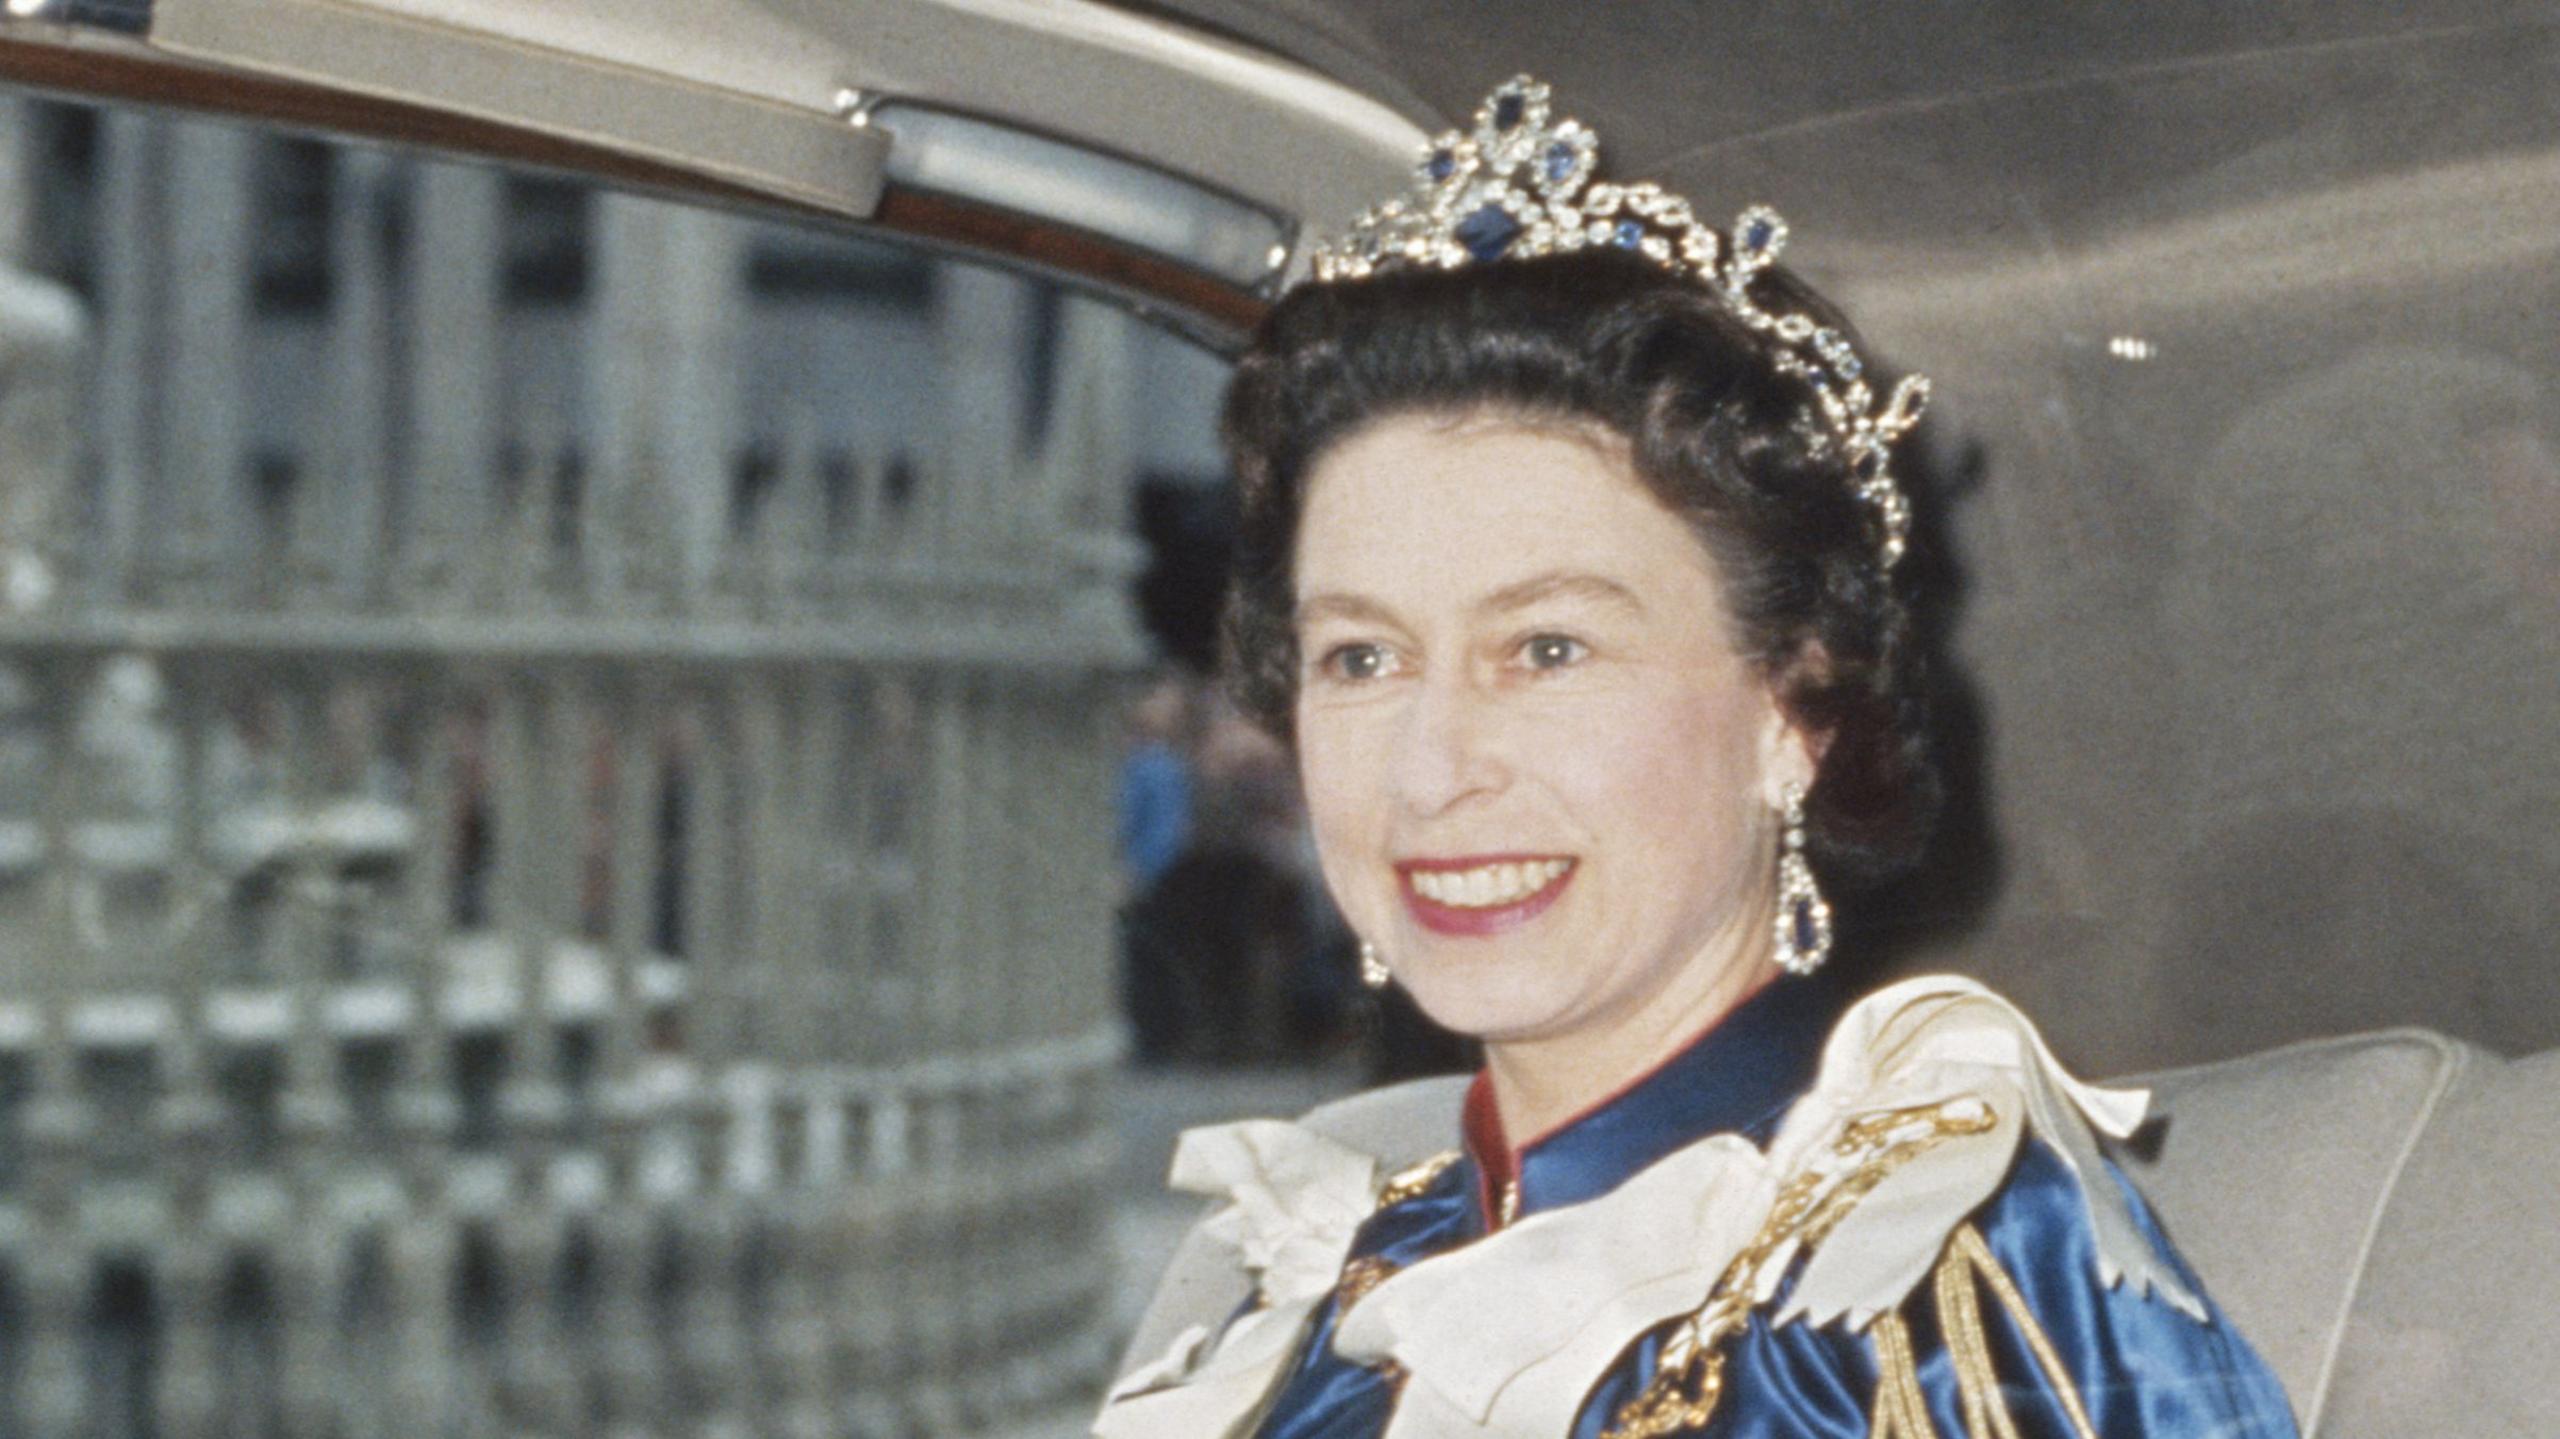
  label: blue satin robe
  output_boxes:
[1249,979,2301,1438]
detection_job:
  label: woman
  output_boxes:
[1096,77,2299,1439]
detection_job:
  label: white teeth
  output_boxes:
[1406,858,1572,909]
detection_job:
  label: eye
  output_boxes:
[1519,633,1589,671]
[1315,641,1399,682]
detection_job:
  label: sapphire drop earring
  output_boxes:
[1773,783,1832,976]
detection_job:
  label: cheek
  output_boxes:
[1559,683,1765,879]
[1293,708,1387,873]
[1295,719,1421,951]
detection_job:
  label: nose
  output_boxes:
[1389,668,1508,817]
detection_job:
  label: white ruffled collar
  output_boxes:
[1095,975,2197,1439]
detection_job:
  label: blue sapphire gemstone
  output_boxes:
[1493,93,1526,130]
[1543,141,1577,184]
[1455,204,1523,260]
[1427,148,1457,182]
[1742,216,1778,253]
[1854,450,1884,481]
[1792,899,1820,956]
[1613,218,1645,249]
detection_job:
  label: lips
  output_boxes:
[1395,854,1577,937]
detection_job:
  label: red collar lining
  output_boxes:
[1456,979,1778,1229]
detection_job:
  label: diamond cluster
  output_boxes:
[1306,75,1930,570]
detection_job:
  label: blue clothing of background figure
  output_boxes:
[1248,980,2301,1439]
[1117,739,1193,891]
[1116,736,1196,1063]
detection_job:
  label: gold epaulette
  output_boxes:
[1600,1096,2096,1439]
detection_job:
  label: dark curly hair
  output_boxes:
[1218,247,1938,881]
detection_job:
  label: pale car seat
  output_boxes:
[2127,1035,2560,1436]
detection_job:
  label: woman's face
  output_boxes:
[1293,411,1809,1058]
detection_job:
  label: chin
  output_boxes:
[1391,947,1583,1043]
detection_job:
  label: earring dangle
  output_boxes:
[1772,783,1833,976]
[1358,940,1391,990]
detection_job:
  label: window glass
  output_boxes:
[0,91,1233,1431]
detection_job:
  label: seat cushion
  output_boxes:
[2117,1029,2466,1428]
[2317,1044,2560,1435]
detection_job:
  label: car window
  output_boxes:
[0,91,1233,1434]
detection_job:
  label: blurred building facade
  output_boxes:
[0,93,1222,1437]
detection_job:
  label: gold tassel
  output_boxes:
[1867,1223,2108,1439]
[1866,1311,1941,1438]
[1927,1224,2100,1439]
[1933,1232,2022,1439]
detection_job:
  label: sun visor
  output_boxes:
[6,0,1424,336]
[143,0,888,217]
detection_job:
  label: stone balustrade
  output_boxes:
[0,100,1148,1437]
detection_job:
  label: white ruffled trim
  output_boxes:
[1094,1121,1381,1439]
[1333,1132,1773,1433]
[1096,975,2198,1439]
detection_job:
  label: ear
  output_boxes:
[1756,695,1822,809]
[1756,644,1829,808]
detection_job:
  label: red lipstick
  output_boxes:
[1395,854,1576,937]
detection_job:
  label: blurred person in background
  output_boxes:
[1118,671,1199,1062]
[1138,692,1324,1063]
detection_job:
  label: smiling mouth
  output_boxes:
[1396,856,1577,936]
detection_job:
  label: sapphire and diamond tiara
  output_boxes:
[1305,75,1929,570]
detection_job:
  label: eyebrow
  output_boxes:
[1294,570,1645,629]
[1477,570,1647,618]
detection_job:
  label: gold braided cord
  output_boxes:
[1597,1099,1998,1439]
[1932,1231,2023,1439]
[1866,1312,1941,1439]
[1376,1150,1462,1209]
[1946,1225,2101,1439]
[1872,1221,2110,1439]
